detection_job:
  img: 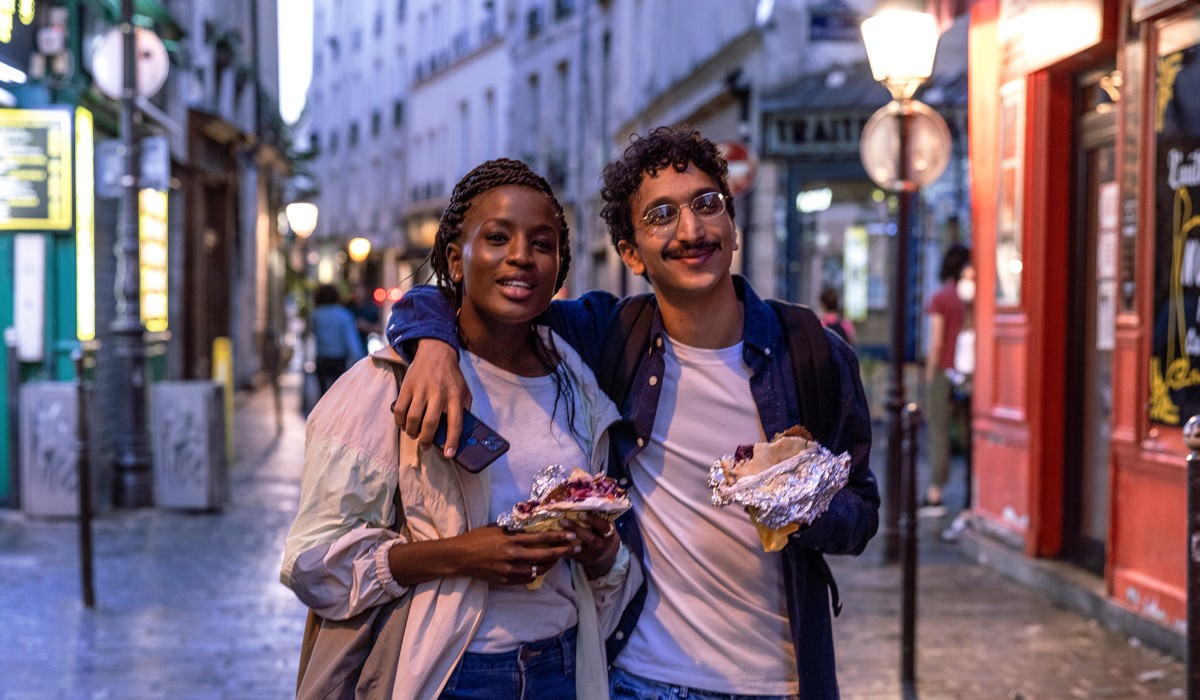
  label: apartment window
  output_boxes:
[349,121,360,147]
[310,132,320,153]
[352,27,362,51]
[528,74,541,135]
[393,99,405,127]
[458,102,470,175]
[484,90,497,159]
[371,110,382,136]
[397,0,406,23]
[554,0,575,20]
[556,61,569,133]
[527,5,544,39]
[374,10,384,36]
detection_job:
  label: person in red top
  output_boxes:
[923,245,971,512]
[819,286,857,347]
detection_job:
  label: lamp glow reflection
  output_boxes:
[285,202,319,238]
[861,11,939,99]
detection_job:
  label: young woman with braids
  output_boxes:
[282,159,639,699]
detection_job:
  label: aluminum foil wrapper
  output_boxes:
[708,441,851,531]
[497,465,630,532]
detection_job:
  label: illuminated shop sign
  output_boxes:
[139,188,169,332]
[0,0,36,74]
[75,107,95,341]
[0,107,72,230]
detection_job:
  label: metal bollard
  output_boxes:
[74,348,95,609]
[1184,415,1200,698]
[900,402,920,698]
[5,328,20,508]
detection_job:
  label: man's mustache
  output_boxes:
[663,241,720,259]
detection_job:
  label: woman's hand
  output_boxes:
[562,515,621,580]
[390,526,581,587]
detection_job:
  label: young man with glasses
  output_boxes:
[387,125,879,698]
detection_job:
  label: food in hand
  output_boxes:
[499,465,631,588]
[709,426,850,552]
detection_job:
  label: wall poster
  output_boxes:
[1148,9,1200,425]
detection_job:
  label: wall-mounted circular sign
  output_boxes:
[718,140,758,198]
[90,27,170,101]
[859,99,952,192]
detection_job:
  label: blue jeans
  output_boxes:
[609,668,799,700]
[440,627,576,699]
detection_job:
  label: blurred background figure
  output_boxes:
[922,245,971,515]
[310,284,366,400]
[819,286,856,347]
[346,283,383,353]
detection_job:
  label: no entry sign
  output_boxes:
[719,140,757,197]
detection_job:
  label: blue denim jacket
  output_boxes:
[387,277,880,698]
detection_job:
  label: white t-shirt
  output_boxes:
[461,351,585,653]
[615,338,798,694]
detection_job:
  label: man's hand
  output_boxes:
[393,339,472,456]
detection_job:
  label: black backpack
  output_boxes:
[595,293,840,444]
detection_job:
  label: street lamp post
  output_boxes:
[112,0,150,507]
[861,9,946,695]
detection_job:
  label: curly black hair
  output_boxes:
[431,157,572,306]
[600,124,736,250]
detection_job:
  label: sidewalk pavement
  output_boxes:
[0,375,1187,699]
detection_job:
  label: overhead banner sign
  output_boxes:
[0,108,73,231]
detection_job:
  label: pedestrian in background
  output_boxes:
[310,284,366,399]
[387,125,879,698]
[282,159,638,699]
[923,245,972,515]
[346,282,381,352]
[819,286,856,346]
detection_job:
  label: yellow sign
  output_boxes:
[75,107,95,341]
[0,0,35,45]
[138,188,169,332]
[0,107,72,230]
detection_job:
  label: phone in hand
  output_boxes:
[433,409,510,473]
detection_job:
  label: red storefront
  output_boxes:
[968,0,1198,637]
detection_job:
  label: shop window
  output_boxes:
[1147,8,1200,426]
[995,79,1025,307]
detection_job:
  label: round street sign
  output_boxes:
[859,99,952,192]
[718,140,758,197]
[90,27,170,101]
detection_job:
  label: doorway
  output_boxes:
[1063,65,1118,574]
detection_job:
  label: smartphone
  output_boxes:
[433,409,510,473]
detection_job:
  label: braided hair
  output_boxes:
[430,157,580,436]
[600,124,736,250]
[431,158,572,304]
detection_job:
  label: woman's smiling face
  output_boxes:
[447,185,562,332]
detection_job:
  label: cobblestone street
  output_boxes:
[0,376,1187,698]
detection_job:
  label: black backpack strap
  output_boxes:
[595,294,657,411]
[768,300,839,444]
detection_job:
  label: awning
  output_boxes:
[760,61,967,114]
[87,0,185,42]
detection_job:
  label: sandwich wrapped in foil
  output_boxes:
[708,426,851,552]
[498,465,631,587]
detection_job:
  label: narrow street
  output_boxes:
[0,375,1186,699]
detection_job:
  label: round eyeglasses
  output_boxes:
[637,191,727,230]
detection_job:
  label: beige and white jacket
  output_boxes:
[281,336,640,700]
